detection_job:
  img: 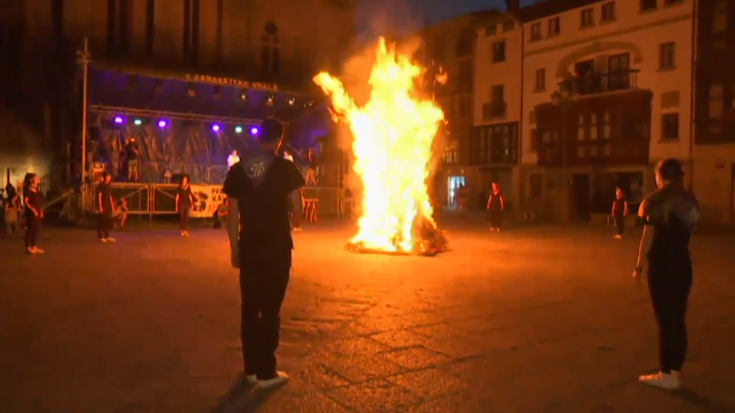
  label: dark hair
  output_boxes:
[23,173,37,192]
[260,117,284,143]
[656,158,685,183]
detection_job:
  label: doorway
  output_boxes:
[571,173,591,221]
[448,175,466,208]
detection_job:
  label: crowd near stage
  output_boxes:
[66,64,347,222]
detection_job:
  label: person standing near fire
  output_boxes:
[487,182,505,231]
[23,173,44,254]
[224,117,305,388]
[305,149,318,186]
[96,172,116,243]
[175,175,196,237]
[612,187,629,239]
[125,137,140,182]
[633,158,698,390]
[4,183,20,235]
[283,150,303,232]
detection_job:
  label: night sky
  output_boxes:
[357,0,543,35]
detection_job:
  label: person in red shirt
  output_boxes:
[487,182,505,231]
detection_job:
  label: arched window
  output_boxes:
[262,22,279,74]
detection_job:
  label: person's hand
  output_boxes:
[632,266,642,284]
[32,209,38,217]
[230,248,241,269]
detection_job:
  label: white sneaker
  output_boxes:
[245,374,257,384]
[106,237,116,242]
[490,227,496,232]
[26,247,36,254]
[99,238,107,243]
[33,247,44,254]
[256,371,289,389]
[639,371,681,390]
[614,234,622,239]
[292,227,302,232]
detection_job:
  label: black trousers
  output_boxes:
[647,258,693,373]
[490,208,502,229]
[98,211,112,239]
[614,215,625,235]
[24,214,40,248]
[239,256,291,380]
[179,208,190,231]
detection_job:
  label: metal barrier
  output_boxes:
[150,184,179,215]
[81,183,345,220]
[302,186,344,217]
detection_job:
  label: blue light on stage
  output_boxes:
[250,127,259,135]
[133,119,142,126]
[235,126,243,133]
[212,124,221,132]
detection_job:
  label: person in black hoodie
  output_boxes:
[96,172,116,243]
[175,175,196,237]
[224,117,304,389]
[23,173,44,254]
[634,158,698,391]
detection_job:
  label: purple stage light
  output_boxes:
[212,124,221,132]
[250,127,259,135]
[158,120,167,128]
[114,116,124,124]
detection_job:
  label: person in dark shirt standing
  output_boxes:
[126,138,140,182]
[305,149,318,186]
[175,175,196,237]
[96,172,116,243]
[633,158,698,390]
[223,117,305,389]
[611,187,629,239]
[487,182,505,231]
[23,173,45,254]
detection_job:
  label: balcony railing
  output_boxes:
[558,69,640,97]
[482,102,507,121]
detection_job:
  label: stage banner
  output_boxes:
[189,184,225,218]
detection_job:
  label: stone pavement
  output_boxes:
[1,217,734,412]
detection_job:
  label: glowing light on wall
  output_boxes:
[250,127,259,135]
[235,126,243,133]
[114,116,124,124]
[133,119,142,125]
[212,124,221,132]
[158,120,168,128]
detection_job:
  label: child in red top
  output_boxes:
[487,182,505,231]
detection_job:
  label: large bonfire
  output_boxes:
[313,37,448,255]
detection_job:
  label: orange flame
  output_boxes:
[314,38,445,252]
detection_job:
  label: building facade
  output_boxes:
[692,0,733,223]
[472,7,523,213]
[520,0,694,222]
[415,13,491,209]
[0,0,357,187]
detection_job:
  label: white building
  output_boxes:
[519,0,694,222]
[472,8,524,213]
